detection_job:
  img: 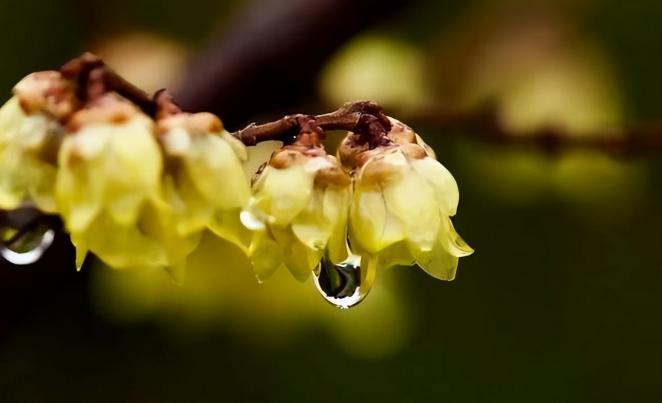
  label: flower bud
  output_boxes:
[0,72,76,212]
[243,147,351,282]
[55,93,164,268]
[348,118,473,280]
[155,111,251,252]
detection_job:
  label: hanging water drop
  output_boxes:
[0,223,55,265]
[313,253,375,309]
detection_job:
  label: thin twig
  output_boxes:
[60,52,156,115]
[232,100,391,145]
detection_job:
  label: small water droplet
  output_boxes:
[0,224,55,265]
[313,253,375,309]
[240,210,266,230]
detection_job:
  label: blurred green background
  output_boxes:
[2,0,662,401]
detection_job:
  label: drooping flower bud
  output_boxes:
[0,71,77,212]
[243,140,351,282]
[347,118,473,280]
[155,110,251,252]
[55,93,164,268]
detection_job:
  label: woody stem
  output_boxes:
[231,100,392,146]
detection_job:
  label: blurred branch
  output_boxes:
[55,54,662,156]
[175,0,411,128]
[405,104,662,156]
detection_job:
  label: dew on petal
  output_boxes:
[240,209,266,230]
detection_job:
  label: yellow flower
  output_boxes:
[347,118,473,280]
[55,93,163,268]
[244,147,351,282]
[148,111,251,279]
[0,72,77,212]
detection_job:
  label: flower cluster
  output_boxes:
[242,131,351,282]
[344,118,473,281]
[0,70,249,278]
[245,117,473,284]
[0,58,472,293]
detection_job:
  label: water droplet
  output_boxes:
[0,223,55,265]
[313,253,375,309]
[240,210,266,230]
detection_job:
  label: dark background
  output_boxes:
[1,0,662,401]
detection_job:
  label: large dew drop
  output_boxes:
[0,223,55,265]
[313,253,375,309]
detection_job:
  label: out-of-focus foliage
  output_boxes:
[93,33,188,94]
[320,35,432,110]
[91,232,411,357]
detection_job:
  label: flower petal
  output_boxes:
[219,131,248,162]
[441,216,474,257]
[382,162,440,252]
[413,240,460,281]
[350,186,404,254]
[185,134,250,209]
[279,231,322,282]
[248,230,283,282]
[208,208,251,254]
[325,186,351,264]
[74,215,168,269]
[139,205,202,276]
[291,187,332,251]
[410,157,459,216]
[376,241,415,269]
[164,172,214,235]
[255,165,313,225]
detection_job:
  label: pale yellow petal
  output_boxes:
[208,208,251,254]
[69,233,88,271]
[219,130,248,162]
[291,187,332,251]
[382,164,440,251]
[185,134,250,209]
[410,157,459,216]
[57,116,162,231]
[165,173,214,235]
[0,152,25,209]
[104,118,162,224]
[73,215,168,269]
[55,145,103,232]
[248,230,283,282]
[278,229,322,282]
[414,133,436,159]
[325,186,351,264]
[413,240,459,281]
[0,104,61,212]
[376,241,415,269]
[350,187,404,254]
[255,165,313,225]
[139,206,202,281]
[440,216,474,257]
[0,97,24,149]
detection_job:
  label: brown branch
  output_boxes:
[232,100,391,146]
[60,52,156,115]
[174,0,412,128]
[232,100,662,156]
[53,54,662,156]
